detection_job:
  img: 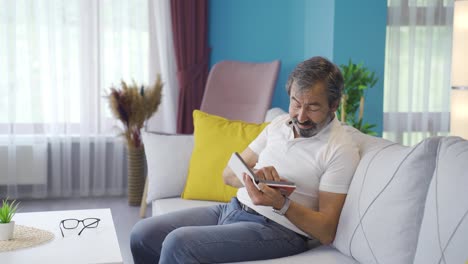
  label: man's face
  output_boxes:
[288,82,337,138]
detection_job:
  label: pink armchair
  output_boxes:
[200,60,280,123]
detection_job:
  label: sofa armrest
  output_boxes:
[142,132,194,203]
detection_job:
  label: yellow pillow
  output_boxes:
[182,110,269,202]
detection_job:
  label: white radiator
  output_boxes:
[0,143,47,185]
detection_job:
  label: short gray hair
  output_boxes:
[286,56,343,107]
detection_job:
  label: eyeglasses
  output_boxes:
[59,218,101,237]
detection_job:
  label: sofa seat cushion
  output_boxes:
[152,197,224,216]
[226,245,357,264]
[334,136,441,264]
[413,137,468,264]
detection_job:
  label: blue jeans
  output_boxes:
[130,198,313,264]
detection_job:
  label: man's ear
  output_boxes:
[330,100,340,112]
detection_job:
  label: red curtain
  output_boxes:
[171,0,210,134]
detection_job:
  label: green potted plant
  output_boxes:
[337,59,378,135]
[0,199,19,240]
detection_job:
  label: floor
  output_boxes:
[17,196,150,264]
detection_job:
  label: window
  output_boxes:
[383,0,453,145]
[0,0,149,134]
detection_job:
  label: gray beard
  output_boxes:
[293,114,333,138]
[295,126,317,138]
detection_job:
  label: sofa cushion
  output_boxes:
[413,137,468,264]
[142,132,194,202]
[334,136,441,264]
[152,197,223,216]
[227,246,358,264]
[182,110,268,202]
[343,125,395,156]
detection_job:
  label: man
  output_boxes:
[130,56,360,264]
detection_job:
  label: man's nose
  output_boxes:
[297,108,308,123]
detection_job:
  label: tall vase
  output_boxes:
[127,146,146,206]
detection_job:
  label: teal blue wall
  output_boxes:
[333,0,387,136]
[208,0,386,135]
[209,0,335,109]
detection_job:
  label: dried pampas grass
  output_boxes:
[108,75,163,149]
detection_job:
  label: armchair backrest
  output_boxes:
[200,60,280,123]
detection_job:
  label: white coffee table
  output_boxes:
[0,208,123,264]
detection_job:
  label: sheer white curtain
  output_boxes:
[384,0,454,146]
[146,0,179,133]
[0,0,177,199]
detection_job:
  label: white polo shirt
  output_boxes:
[236,114,359,237]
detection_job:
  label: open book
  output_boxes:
[228,152,296,192]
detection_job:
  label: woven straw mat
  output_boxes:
[0,225,54,252]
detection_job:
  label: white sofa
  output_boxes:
[143,110,468,264]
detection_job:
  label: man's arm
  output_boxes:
[244,176,346,245]
[222,147,259,188]
[285,191,346,244]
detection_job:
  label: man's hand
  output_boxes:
[245,172,348,244]
[243,174,286,210]
[254,166,281,182]
[223,148,258,188]
[253,166,295,197]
